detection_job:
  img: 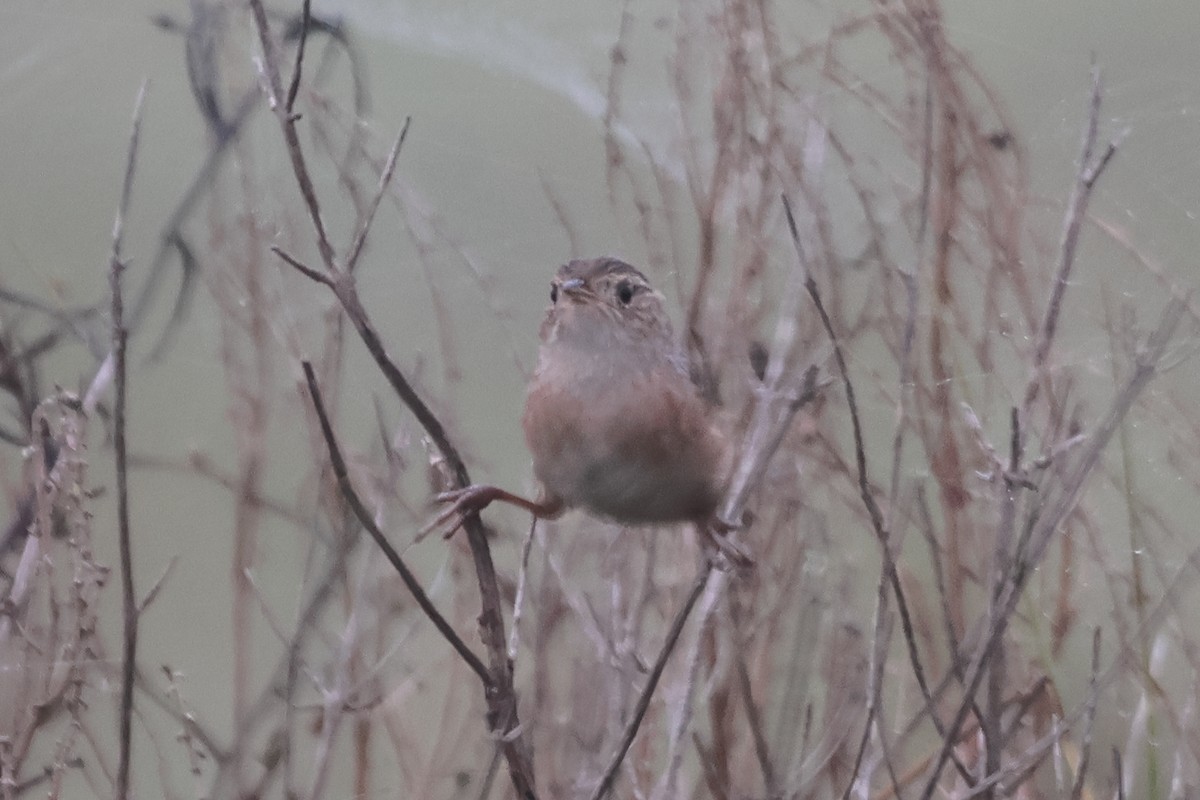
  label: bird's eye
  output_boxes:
[616,280,634,305]
[550,283,558,303]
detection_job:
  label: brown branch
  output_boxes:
[111,79,148,800]
[783,196,884,537]
[305,277,536,794]
[915,485,961,675]
[284,0,312,114]
[248,0,336,271]
[250,3,536,792]
[301,361,490,684]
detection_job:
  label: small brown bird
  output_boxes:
[435,257,736,552]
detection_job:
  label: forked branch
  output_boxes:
[248,4,536,795]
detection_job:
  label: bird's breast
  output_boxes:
[522,354,728,524]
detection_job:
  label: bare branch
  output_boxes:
[1070,629,1102,800]
[731,598,777,797]
[285,0,312,114]
[301,361,491,685]
[111,79,148,800]
[588,566,711,800]
[1025,65,1127,410]
[344,118,412,273]
[508,517,538,663]
[918,298,1185,798]
[272,245,333,287]
[251,0,535,784]
[249,0,337,271]
[783,194,968,785]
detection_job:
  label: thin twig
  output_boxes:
[588,565,712,800]
[783,195,883,537]
[883,54,931,522]
[842,556,894,800]
[783,194,968,783]
[983,408,1023,794]
[917,299,1183,800]
[111,80,148,800]
[344,118,411,273]
[1070,629,1102,800]
[290,255,538,795]
[1024,65,1127,411]
[301,362,491,684]
[284,0,312,114]
[730,598,777,797]
[271,245,332,286]
[661,573,725,798]
[508,518,538,662]
[475,746,503,800]
[693,733,731,800]
[916,485,961,674]
[538,171,582,256]
[249,0,336,270]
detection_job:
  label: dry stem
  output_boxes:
[109,80,148,800]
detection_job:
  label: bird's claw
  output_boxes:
[421,485,494,540]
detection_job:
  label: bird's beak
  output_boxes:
[560,278,586,296]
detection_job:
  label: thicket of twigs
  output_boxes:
[1,1,1198,799]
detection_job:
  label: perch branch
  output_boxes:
[250,3,536,792]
